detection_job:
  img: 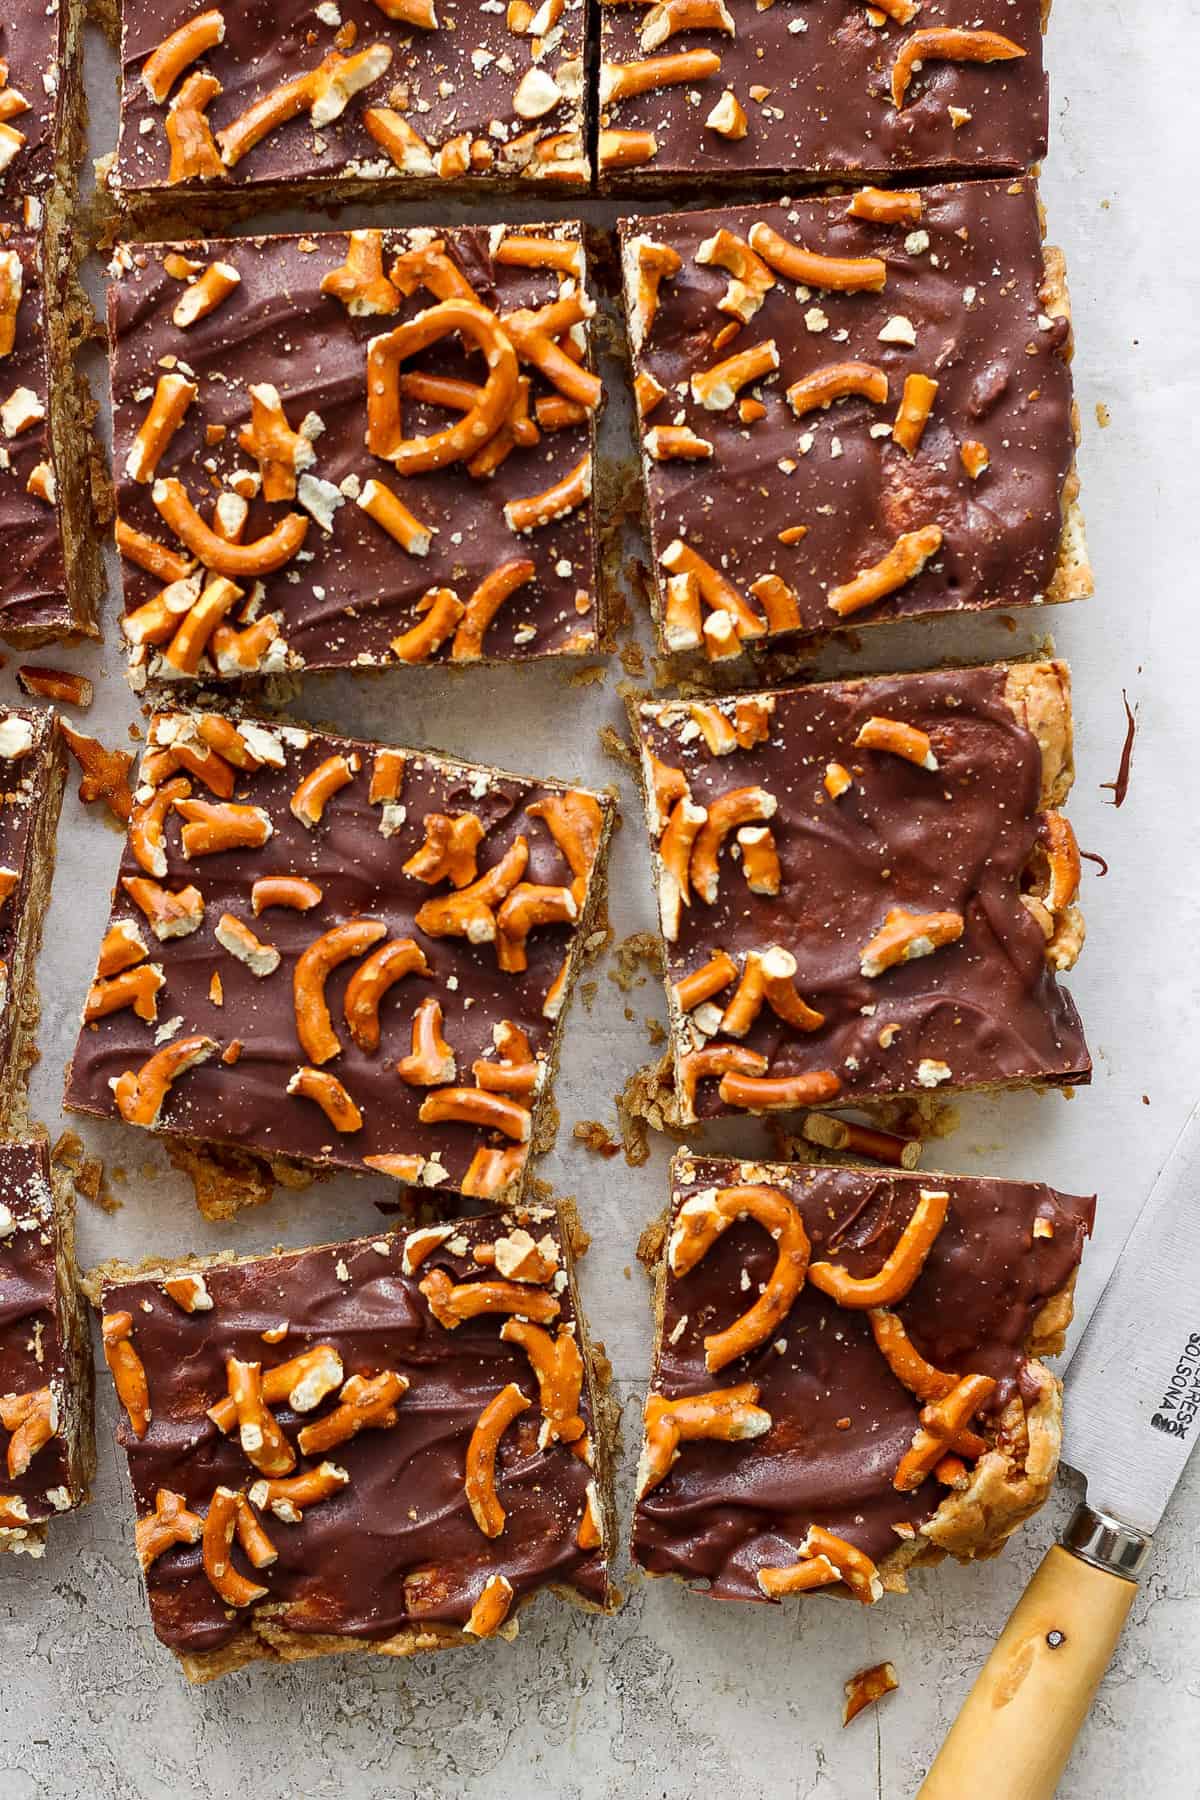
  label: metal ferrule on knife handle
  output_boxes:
[1062,1503,1152,1582]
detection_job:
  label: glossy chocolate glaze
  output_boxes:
[117,0,586,195]
[639,665,1090,1117]
[620,181,1077,645]
[102,1209,608,1655]
[600,0,1047,186]
[65,711,612,1195]
[0,6,61,228]
[109,226,598,679]
[0,707,61,1096]
[632,1155,1093,1597]
[0,1140,75,1522]
[0,239,69,640]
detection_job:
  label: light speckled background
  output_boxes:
[3,4,1198,1794]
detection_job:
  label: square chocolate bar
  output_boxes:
[0,0,87,232]
[65,709,614,1214]
[113,0,587,214]
[598,0,1048,190]
[619,181,1088,659]
[95,1203,613,1681]
[1,236,102,644]
[108,223,602,683]
[635,661,1089,1124]
[0,704,66,1122]
[1,1138,94,1554]
[632,1153,1092,1604]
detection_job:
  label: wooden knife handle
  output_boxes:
[917,1543,1137,1800]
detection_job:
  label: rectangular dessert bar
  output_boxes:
[1,1137,95,1555]
[113,0,587,216]
[108,223,602,685]
[1,235,102,644]
[0,705,66,1126]
[632,1152,1093,1604]
[635,660,1089,1124]
[64,708,614,1215]
[619,180,1089,660]
[0,0,88,233]
[598,0,1049,191]
[95,1203,613,1681]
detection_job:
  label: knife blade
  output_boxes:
[919,1102,1200,1798]
[1061,1096,1200,1537]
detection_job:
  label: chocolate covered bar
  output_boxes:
[632,1152,1092,1603]
[0,0,88,233]
[113,0,587,217]
[65,709,614,1214]
[1,1138,95,1554]
[95,1203,613,1681]
[108,223,602,684]
[0,705,66,1125]
[0,235,102,644]
[619,180,1088,659]
[598,0,1049,191]
[635,661,1089,1124]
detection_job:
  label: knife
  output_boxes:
[919,1100,1200,1799]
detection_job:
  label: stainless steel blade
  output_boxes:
[1062,1100,1200,1537]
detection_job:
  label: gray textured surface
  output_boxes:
[3,3,1200,1794]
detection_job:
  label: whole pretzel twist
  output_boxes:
[367,299,519,475]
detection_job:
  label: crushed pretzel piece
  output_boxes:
[670,1185,810,1371]
[16,666,92,708]
[202,1486,268,1608]
[786,360,888,419]
[59,722,134,823]
[419,1268,559,1330]
[802,1115,921,1170]
[827,524,944,618]
[894,1372,997,1490]
[748,222,887,293]
[893,372,939,455]
[463,1571,514,1639]
[843,1661,899,1726]
[135,1488,203,1570]
[892,28,1025,110]
[466,1381,531,1536]
[112,1035,218,1128]
[294,919,387,1064]
[395,995,457,1087]
[854,715,937,771]
[859,906,963,978]
[698,232,773,327]
[296,1370,409,1455]
[102,1311,151,1437]
[173,261,241,329]
[810,1188,950,1309]
[638,1383,770,1498]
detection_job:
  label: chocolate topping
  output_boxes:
[117,0,587,196]
[65,710,612,1197]
[600,0,1047,187]
[632,1154,1093,1596]
[639,664,1090,1115]
[0,7,61,228]
[0,239,69,640]
[109,226,599,679]
[0,1140,75,1523]
[0,706,61,1099]
[101,1209,608,1656]
[620,181,1081,647]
